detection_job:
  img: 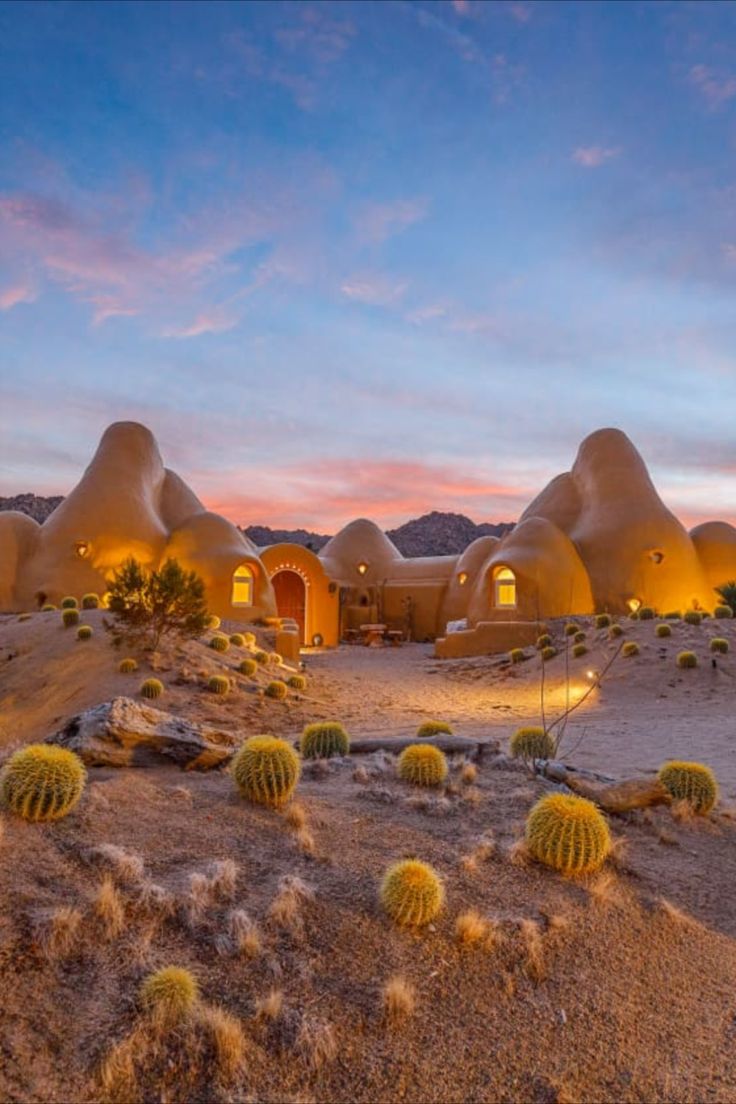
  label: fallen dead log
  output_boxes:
[338,735,499,759]
[541,760,671,813]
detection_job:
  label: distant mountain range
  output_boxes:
[0,495,514,557]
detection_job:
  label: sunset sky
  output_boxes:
[1,0,735,531]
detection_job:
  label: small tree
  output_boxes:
[105,557,209,651]
[716,580,736,615]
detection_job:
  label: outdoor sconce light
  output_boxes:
[627,597,641,612]
[458,571,468,586]
[74,541,90,559]
[357,562,369,576]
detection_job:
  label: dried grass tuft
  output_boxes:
[90,843,145,884]
[34,905,83,959]
[352,766,369,784]
[95,875,126,940]
[461,763,478,784]
[284,802,307,830]
[381,975,416,1024]
[268,875,314,932]
[520,918,545,982]
[255,987,284,1023]
[295,1017,337,1071]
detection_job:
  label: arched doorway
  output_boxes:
[272,570,307,643]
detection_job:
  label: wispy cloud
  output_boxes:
[572,145,621,168]
[689,64,736,109]
[0,280,36,310]
[353,197,429,245]
[341,272,408,305]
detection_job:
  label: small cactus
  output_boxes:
[243,632,256,647]
[229,633,245,647]
[510,726,554,761]
[119,657,138,673]
[664,610,681,619]
[62,608,79,628]
[41,603,57,611]
[1,744,86,821]
[77,625,93,641]
[609,624,623,638]
[655,623,671,638]
[140,678,164,700]
[676,650,697,668]
[209,634,230,653]
[81,593,100,609]
[207,615,221,630]
[658,760,717,814]
[265,679,288,700]
[638,606,654,620]
[380,859,444,927]
[238,658,257,677]
[231,735,301,808]
[268,652,282,666]
[254,650,269,665]
[714,605,733,619]
[140,966,199,1023]
[525,793,610,876]
[509,647,526,664]
[208,674,230,695]
[621,641,639,657]
[541,645,557,661]
[573,630,586,644]
[301,722,350,759]
[572,642,587,658]
[416,720,453,738]
[397,744,448,786]
[594,613,611,629]
[683,610,702,625]
[61,596,78,610]
[564,623,578,637]
[288,674,307,690]
[535,633,552,650]
[629,609,640,620]
[710,637,729,654]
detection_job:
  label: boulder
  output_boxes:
[46,696,240,769]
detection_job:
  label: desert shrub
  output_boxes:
[573,630,586,644]
[535,633,552,649]
[714,605,733,619]
[1,745,86,821]
[77,625,93,641]
[594,613,611,629]
[608,624,623,639]
[140,966,199,1024]
[243,632,256,647]
[676,651,697,669]
[564,623,578,637]
[207,615,221,630]
[209,634,230,653]
[41,603,57,611]
[416,720,452,738]
[664,610,681,619]
[572,642,587,658]
[268,652,282,666]
[62,608,80,628]
[81,593,100,609]
[658,761,717,814]
[710,637,729,654]
[106,557,209,651]
[140,678,164,700]
[288,674,307,690]
[61,596,78,609]
[621,641,639,657]
[227,633,243,647]
[254,650,268,665]
[231,735,300,807]
[510,726,554,761]
[208,675,230,696]
[655,623,671,638]
[301,722,349,759]
[265,680,288,700]
[716,581,736,615]
[119,657,138,673]
[638,606,654,620]
[525,793,610,876]
[541,645,557,661]
[397,744,448,786]
[509,647,525,664]
[683,610,702,625]
[238,658,257,677]
[380,859,444,927]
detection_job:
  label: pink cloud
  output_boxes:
[689,64,736,109]
[160,307,241,339]
[341,273,408,305]
[508,3,532,23]
[572,145,621,168]
[353,196,429,245]
[452,0,471,14]
[0,281,36,310]
[275,7,356,65]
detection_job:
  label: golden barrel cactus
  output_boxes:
[398,744,448,786]
[525,793,610,876]
[1,744,86,822]
[380,859,444,927]
[658,761,717,814]
[232,735,300,808]
[300,722,349,759]
[510,726,554,761]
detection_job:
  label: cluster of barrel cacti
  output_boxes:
[525,793,610,875]
[658,760,717,814]
[683,610,702,625]
[510,726,554,761]
[238,658,258,677]
[416,720,452,738]
[232,735,300,807]
[0,744,86,821]
[710,637,729,654]
[714,605,733,619]
[209,634,230,653]
[229,633,245,647]
[380,859,444,926]
[536,633,552,649]
[300,722,349,759]
[287,674,306,690]
[397,744,448,787]
[541,645,557,661]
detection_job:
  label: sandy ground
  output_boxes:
[0,609,735,1103]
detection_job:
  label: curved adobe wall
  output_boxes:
[260,543,340,647]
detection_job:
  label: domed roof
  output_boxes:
[319,518,401,568]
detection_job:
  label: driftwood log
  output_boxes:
[541,760,671,813]
[336,735,499,759]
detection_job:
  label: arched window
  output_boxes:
[231,564,254,607]
[493,566,516,608]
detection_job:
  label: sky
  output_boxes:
[0,0,735,532]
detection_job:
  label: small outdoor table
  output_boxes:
[360,623,387,647]
[386,630,403,646]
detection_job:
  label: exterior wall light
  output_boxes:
[627,597,641,612]
[74,541,90,558]
[458,571,468,586]
[357,562,369,576]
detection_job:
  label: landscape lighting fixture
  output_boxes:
[357,561,369,576]
[458,571,468,586]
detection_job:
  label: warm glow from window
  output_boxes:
[493,566,516,608]
[458,571,468,586]
[357,562,369,576]
[231,564,254,606]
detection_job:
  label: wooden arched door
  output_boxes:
[271,570,306,643]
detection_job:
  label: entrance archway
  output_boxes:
[272,570,307,643]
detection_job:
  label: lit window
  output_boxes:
[231,564,254,606]
[493,566,516,608]
[458,571,468,586]
[357,562,369,576]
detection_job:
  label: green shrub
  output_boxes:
[594,613,611,629]
[526,793,610,876]
[61,596,78,610]
[119,657,138,673]
[564,623,578,637]
[677,651,697,669]
[710,637,729,654]
[655,623,671,638]
[231,735,300,807]
[209,634,230,653]
[106,557,209,650]
[535,634,552,650]
[140,967,199,1023]
[0,745,86,821]
[683,610,702,626]
[664,610,681,620]
[243,632,256,647]
[380,859,444,927]
[288,674,307,691]
[572,642,587,658]
[140,678,164,699]
[254,650,268,665]
[208,674,230,696]
[81,593,100,609]
[658,761,717,814]
[510,726,554,760]
[268,652,282,666]
[541,645,557,661]
[229,633,245,647]
[609,624,623,638]
[573,631,586,644]
[621,641,639,657]
[62,608,79,628]
[238,658,258,677]
[265,679,288,700]
[638,606,654,620]
[715,581,736,616]
[301,722,350,759]
[714,605,733,619]
[77,625,93,641]
[41,603,57,611]
[417,720,453,738]
[397,744,448,786]
[509,647,525,664]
